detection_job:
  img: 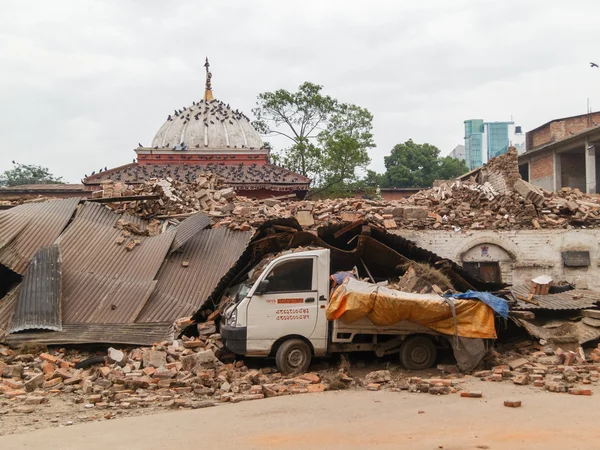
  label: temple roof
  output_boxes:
[83,163,310,192]
[145,58,264,151]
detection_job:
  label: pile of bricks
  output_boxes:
[100,173,238,220]
[0,329,338,416]
[474,340,599,396]
[94,149,600,232]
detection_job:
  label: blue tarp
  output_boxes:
[446,290,509,319]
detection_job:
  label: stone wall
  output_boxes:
[394,229,600,289]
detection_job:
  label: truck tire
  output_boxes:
[275,339,312,374]
[400,336,437,370]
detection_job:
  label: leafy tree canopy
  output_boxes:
[0,162,64,187]
[369,139,468,188]
[253,82,374,194]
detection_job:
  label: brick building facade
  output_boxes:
[519,112,600,193]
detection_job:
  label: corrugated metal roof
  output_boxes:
[0,198,80,274]
[136,228,253,322]
[511,285,600,310]
[169,212,211,253]
[9,245,62,333]
[0,287,19,340]
[57,202,174,324]
[4,322,174,346]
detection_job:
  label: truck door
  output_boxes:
[246,256,319,354]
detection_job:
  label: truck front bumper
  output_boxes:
[221,325,247,355]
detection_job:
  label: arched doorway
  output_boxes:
[461,243,514,284]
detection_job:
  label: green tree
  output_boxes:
[252,82,337,178]
[253,82,375,194]
[437,155,470,180]
[0,162,64,187]
[378,139,468,188]
[313,104,374,194]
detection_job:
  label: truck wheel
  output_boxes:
[400,336,437,370]
[276,339,312,374]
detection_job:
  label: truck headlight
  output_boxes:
[227,309,237,327]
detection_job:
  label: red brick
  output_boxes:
[39,353,58,364]
[504,400,522,408]
[568,388,592,396]
[460,391,482,398]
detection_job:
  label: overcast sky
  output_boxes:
[2,0,600,183]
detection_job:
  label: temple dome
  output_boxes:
[150,98,264,150]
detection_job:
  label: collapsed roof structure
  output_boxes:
[0,192,504,347]
[0,198,252,346]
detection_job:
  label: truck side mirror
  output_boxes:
[255,279,270,295]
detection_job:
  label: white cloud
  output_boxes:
[1,0,600,180]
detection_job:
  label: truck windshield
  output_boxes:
[234,283,251,303]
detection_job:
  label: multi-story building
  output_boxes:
[449,144,466,161]
[464,119,525,169]
[518,111,600,193]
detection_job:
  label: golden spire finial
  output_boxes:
[204,57,214,101]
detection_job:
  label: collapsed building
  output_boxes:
[1,147,600,352]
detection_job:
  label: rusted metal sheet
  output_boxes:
[9,245,62,333]
[57,202,174,324]
[136,228,253,322]
[169,212,211,253]
[511,285,600,310]
[4,322,174,346]
[0,198,80,274]
[0,287,19,340]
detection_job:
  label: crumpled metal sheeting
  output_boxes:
[137,228,253,322]
[0,287,19,340]
[9,245,62,333]
[169,212,211,253]
[515,317,600,344]
[57,202,175,324]
[62,273,157,324]
[4,322,174,346]
[511,285,600,310]
[0,198,80,274]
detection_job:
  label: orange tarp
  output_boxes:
[326,278,497,339]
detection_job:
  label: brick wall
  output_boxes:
[394,229,600,289]
[529,152,554,190]
[527,112,600,150]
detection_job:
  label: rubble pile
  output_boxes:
[0,330,339,416]
[58,148,600,232]
[99,174,239,220]
[473,339,600,395]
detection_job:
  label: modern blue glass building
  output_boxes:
[464,119,517,169]
[464,119,484,170]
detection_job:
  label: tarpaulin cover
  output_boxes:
[446,290,509,319]
[326,278,497,339]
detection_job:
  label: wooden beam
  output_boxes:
[87,195,161,203]
[333,219,364,239]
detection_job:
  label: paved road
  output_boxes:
[0,380,596,449]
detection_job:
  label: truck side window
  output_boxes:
[264,258,313,293]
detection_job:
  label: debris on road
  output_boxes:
[504,400,522,408]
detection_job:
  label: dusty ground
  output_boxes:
[0,379,597,450]
[0,356,447,437]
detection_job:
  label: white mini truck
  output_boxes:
[221,248,449,374]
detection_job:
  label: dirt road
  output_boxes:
[0,380,596,450]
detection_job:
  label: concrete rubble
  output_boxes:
[0,336,337,415]
[2,333,598,421]
[91,148,600,233]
